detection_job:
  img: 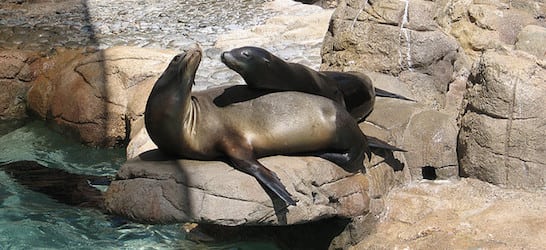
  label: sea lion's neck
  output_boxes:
[184,95,199,135]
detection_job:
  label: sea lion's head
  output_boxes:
[221,46,274,85]
[155,45,202,90]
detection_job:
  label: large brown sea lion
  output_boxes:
[144,46,371,206]
[221,46,414,121]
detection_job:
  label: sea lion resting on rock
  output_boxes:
[221,46,414,121]
[144,46,371,206]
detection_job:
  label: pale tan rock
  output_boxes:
[104,152,370,226]
[214,0,333,49]
[435,0,542,59]
[0,50,38,119]
[351,178,546,250]
[125,118,157,159]
[26,47,174,146]
[516,25,546,59]
[402,110,459,180]
[459,50,546,189]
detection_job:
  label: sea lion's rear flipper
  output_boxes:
[229,157,296,206]
[366,136,407,152]
[374,87,415,102]
[0,160,108,209]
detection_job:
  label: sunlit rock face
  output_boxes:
[320,0,546,187]
[0,50,38,120]
[104,150,371,226]
[26,47,173,147]
[321,0,467,182]
[459,50,546,189]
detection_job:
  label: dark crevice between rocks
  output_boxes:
[421,166,437,180]
[190,217,352,250]
[465,104,510,120]
[504,78,517,184]
[122,114,131,145]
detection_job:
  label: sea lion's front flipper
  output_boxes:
[230,157,296,206]
[375,87,415,102]
[366,135,407,152]
[221,140,296,206]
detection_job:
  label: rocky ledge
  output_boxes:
[104,150,370,226]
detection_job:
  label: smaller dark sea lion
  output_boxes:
[221,46,346,107]
[221,46,414,122]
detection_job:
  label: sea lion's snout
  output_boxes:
[175,46,202,86]
[221,51,245,72]
[220,51,230,63]
[186,48,201,65]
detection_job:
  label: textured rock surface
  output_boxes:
[320,0,546,188]
[351,178,546,249]
[515,25,546,59]
[320,0,468,183]
[104,151,370,226]
[0,50,38,119]
[435,0,545,59]
[215,0,333,50]
[26,47,173,147]
[459,50,546,189]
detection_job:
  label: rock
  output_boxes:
[104,151,370,226]
[26,47,174,147]
[0,50,38,120]
[350,178,546,249]
[321,0,459,73]
[123,113,405,227]
[515,25,546,59]
[214,0,333,49]
[320,0,466,111]
[459,50,546,189]
[320,0,546,191]
[436,0,543,59]
[402,110,459,180]
[125,119,157,159]
[361,96,459,182]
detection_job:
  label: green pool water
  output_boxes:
[0,120,279,249]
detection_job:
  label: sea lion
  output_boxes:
[221,46,414,121]
[220,46,346,107]
[145,46,371,206]
[320,71,375,120]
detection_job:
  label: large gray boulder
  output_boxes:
[104,150,371,226]
[458,50,546,189]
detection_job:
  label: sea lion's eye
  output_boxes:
[173,55,181,61]
[242,51,250,58]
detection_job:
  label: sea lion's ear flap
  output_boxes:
[264,58,270,65]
